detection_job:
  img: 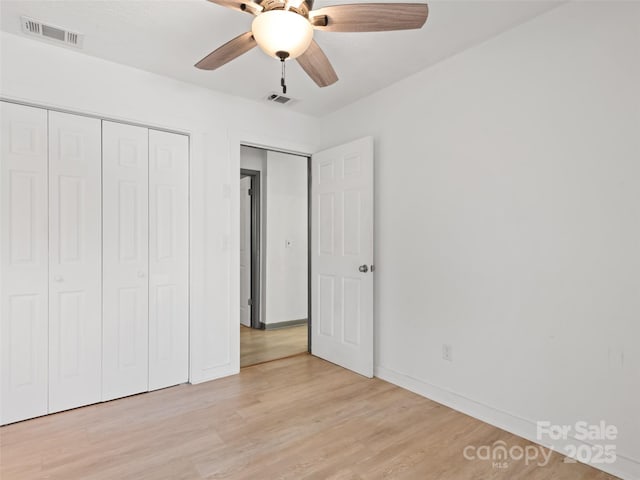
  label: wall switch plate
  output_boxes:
[442,344,453,362]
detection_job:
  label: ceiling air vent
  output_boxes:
[21,16,84,48]
[266,93,296,106]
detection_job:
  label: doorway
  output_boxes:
[239,145,309,367]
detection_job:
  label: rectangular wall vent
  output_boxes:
[24,18,40,35]
[21,16,84,48]
[265,93,297,106]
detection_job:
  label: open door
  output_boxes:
[311,137,374,377]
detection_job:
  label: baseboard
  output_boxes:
[374,365,640,480]
[264,318,308,330]
[190,365,238,385]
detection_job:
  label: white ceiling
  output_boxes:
[0,0,563,116]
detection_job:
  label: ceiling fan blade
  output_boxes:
[206,0,262,14]
[195,32,257,70]
[310,3,429,32]
[296,40,338,87]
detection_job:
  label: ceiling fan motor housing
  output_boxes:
[259,0,313,17]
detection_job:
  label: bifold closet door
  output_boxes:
[48,112,102,413]
[102,121,149,401]
[0,102,49,424]
[148,130,189,391]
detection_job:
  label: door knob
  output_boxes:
[359,265,369,273]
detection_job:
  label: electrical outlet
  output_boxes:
[442,344,453,362]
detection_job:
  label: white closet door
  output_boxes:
[148,130,189,391]
[48,111,102,413]
[102,121,149,401]
[0,102,49,424]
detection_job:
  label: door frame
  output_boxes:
[238,144,312,354]
[240,168,262,330]
[307,156,312,352]
[230,131,315,373]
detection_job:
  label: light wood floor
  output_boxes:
[240,324,308,367]
[0,355,616,480]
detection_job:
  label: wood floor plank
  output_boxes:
[0,355,618,480]
[240,324,308,367]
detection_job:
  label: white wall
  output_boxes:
[318,2,640,479]
[0,31,319,384]
[265,150,308,325]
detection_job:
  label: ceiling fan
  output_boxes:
[195,0,429,93]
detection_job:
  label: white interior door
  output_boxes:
[102,121,149,401]
[48,111,102,413]
[0,102,49,424]
[240,176,252,328]
[311,137,374,378]
[148,129,189,391]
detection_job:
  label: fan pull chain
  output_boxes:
[280,57,287,95]
[276,51,290,95]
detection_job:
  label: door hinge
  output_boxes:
[248,298,253,306]
[248,188,253,196]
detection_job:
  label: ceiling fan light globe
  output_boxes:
[251,10,313,60]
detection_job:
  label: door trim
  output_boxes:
[231,131,315,375]
[0,97,190,137]
[240,168,262,329]
[307,156,312,352]
[239,148,312,354]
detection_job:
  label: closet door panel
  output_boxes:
[148,130,189,391]
[0,102,49,424]
[48,111,102,413]
[102,121,149,401]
